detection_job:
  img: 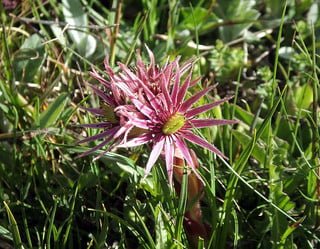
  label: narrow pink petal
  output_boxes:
[90,69,111,88]
[176,68,192,106]
[131,98,154,119]
[179,86,214,113]
[164,137,174,185]
[89,84,115,107]
[76,128,119,158]
[170,60,181,106]
[159,77,173,112]
[145,138,165,176]
[77,122,112,129]
[77,137,113,158]
[82,107,105,116]
[114,82,135,98]
[137,80,163,111]
[180,130,227,159]
[77,127,119,144]
[174,136,195,169]
[189,76,202,88]
[103,57,114,76]
[185,96,233,118]
[110,84,123,105]
[162,60,174,88]
[179,58,194,76]
[174,137,205,184]
[129,118,150,129]
[117,133,152,148]
[145,45,156,76]
[187,119,238,128]
[113,125,129,139]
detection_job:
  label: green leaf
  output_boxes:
[216,0,260,41]
[179,7,219,35]
[279,217,305,249]
[61,0,97,58]
[155,205,169,249]
[294,84,313,110]
[12,34,45,82]
[232,130,266,164]
[39,93,69,128]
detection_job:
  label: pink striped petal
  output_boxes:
[174,138,204,184]
[77,122,112,129]
[114,82,135,98]
[103,57,114,76]
[131,98,154,119]
[145,138,165,175]
[174,136,195,169]
[170,60,181,106]
[145,45,156,77]
[179,86,214,113]
[89,84,115,107]
[185,96,233,118]
[117,133,152,148]
[159,77,173,112]
[90,70,111,88]
[129,118,150,129]
[76,128,119,158]
[180,130,227,159]
[164,137,174,185]
[176,68,192,106]
[189,76,202,88]
[187,119,238,128]
[138,80,163,111]
[179,58,194,76]
[162,60,174,88]
[82,107,105,116]
[77,127,119,144]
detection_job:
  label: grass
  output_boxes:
[0,0,320,248]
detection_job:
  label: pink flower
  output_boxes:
[79,47,237,184]
[77,61,137,158]
[113,47,238,184]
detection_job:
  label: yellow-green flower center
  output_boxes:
[162,113,186,135]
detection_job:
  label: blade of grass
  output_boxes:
[174,166,188,242]
[46,198,58,249]
[265,3,287,247]
[217,85,287,248]
[132,206,156,248]
[3,201,23,249]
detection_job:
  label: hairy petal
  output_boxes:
[77,127,118,144]
[90,69,111,88]
[145,45,156,76]
[187,119,238,128]
[180,86,214,113]
[185,96,233,118]
[174,136,195,169]
[145,137,165,176]
[164,137,174,185]
[117,133,153,148]
[176,68,192,106]
[82,107,105,116]
[131,98,154,119]
[76,128,119,158]
[89,84,115,107]
[180,130,227,159]
[170,60,181,106]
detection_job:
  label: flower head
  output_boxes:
[79,47,237,184]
